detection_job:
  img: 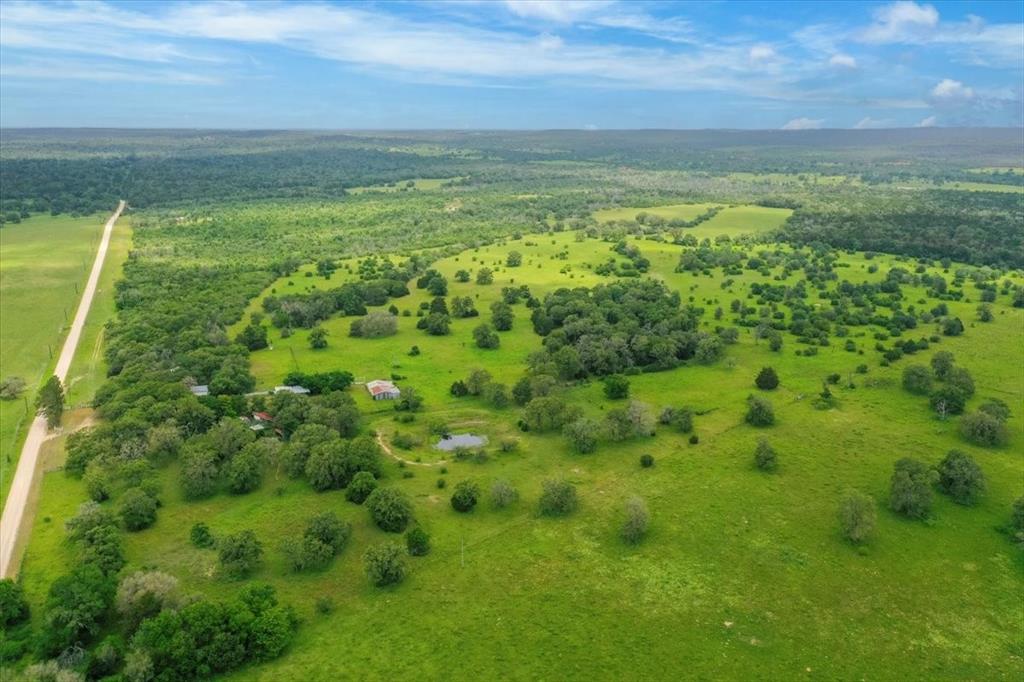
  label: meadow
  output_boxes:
[19,203,1024,680]
[3,129,1023,682]
[0,214,109,508]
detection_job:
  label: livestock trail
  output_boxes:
[0,200,125,578]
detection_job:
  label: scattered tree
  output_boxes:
[755,366,779,390]
[366,487,413,532]
[539,478,578,516]
[491,479,519,508]
[889,458,935,519]
[754,438,777,472]
[405,527,430,556]
[450,480,480,512]
[936,449,985,505]
[218,530,263,578]
[838,490,877,544]
[621,495,649,545]
[36,375,64,429]
[363,542,406,586]
[745,395,775,427]
[902,364,933,395]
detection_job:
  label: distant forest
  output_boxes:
[1,128,1022,267]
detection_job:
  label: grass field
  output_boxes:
[347,177,462,194]
[19,211,1024,679]
[592,204,792,239]
[0,214,108,509]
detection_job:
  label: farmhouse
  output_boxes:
[366,379,401,400]
[190,384,209,397]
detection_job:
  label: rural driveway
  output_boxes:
[0,200,125,578]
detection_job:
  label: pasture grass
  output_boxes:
[0,214,107,508]
[347,177,461,194]
[19,218,1024,680]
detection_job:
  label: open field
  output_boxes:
[0,214,106,509]
[347,177,462,194]
[21,219,1024,680]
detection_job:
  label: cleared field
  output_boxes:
[21,227,1023,680]
[593,202,720,223]
[0,214,105,509]
[592,204,792,240]
[347,177,461,194]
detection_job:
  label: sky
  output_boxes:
[0,0,1021,129]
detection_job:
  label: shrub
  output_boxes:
[491,479,519,508]
[754,438,777,472]
[0,376,25,401]
[315,597,334,615]
[838,490,877,544]
[305,511,351,554]
[930,350,955,379]
[639,454,654,468]
[929,386,966,417]
[621,495,649,545]
[978,398,1011,423]
[405,527,431,556]
[1012,497,1024,538]
[226,446,264,494]
[755,367,779,390]
[745,395,775,427]
[450,480,480,513]
[364,542,406,586]
[119,488,158,531]
[0,578,29,627]
[563,417,599,454]
[346,471,378,504]
[473,324,500,349]
[689,434,699,444]
[539,479,578,516]
[901,364,933,395]
[190,522,214,548]
[115,570,180,633]
[889,458,935,519]
[436,478,446,489]
[603,374,630,399]
[449,380,469,397]
[936,450,986,505]
[960,411,1009,447]
[218,530,263,578]
[366,487,413,532]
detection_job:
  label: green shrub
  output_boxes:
[366,487,413,532]
[754,438,777,472]
[621,495,649,545]
[936,450,985,505]
[491,479,519,508]
[450,480,480,513]
[218,530,263,578]
[346,471,378,504]
[539,479,578,516]
[405,527,431,556]
[745,395,775,427]
[190,522,214,549]
[364,542,406,586]
[889,458,935,519]
[639,454,654,468]
[755,366,779,390]
[838,490,876,543]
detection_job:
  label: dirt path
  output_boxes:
[0,201,125,578]
[375,431,446,467]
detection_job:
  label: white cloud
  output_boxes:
[856,1,1022,67]
[749,44,777,62]
[916,115,938,127]
[781,117,824,130]
[828,53,857,68]
[861,1,939,43]
[853,116,890,129]
[502,1,611,24]
[931,78,974,100]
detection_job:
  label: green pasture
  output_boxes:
[0,214,107,508]
[20,215,1024,679]
[347,177,461,194]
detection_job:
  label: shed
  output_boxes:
[366,379,401,400]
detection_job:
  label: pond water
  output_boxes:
[434,433,488,451]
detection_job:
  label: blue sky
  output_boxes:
[1,1,1021,129]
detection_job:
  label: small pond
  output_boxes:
[434,433,488,451]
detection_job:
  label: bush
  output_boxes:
[745,395,775,427]
[754,438,777,472]
[889,458,935,519]
[621,495,649,545]
[491,479,519,508]
[364,542,406,586]
[960,411,1009,447]
[366,487,413,532]
[689,434,699,445]
[603,374,630,399]
[929,386,967,417]
[116,570,180,633]
[539,479,578,516]
[119,488,158,531]
[473,323,500,349]
[190,522,214,548]
[930,350,955,379]
[346,471,378,504]
[838,490,876,543]
[901,365,933,395]
[0,376,25,401]
[1012,497,1024,538]
[450,480,480,512]
[563,417,599,454]
[936,450,985,505]
[0,578,29,627]
[315,597,334,615]
[755,367,779,390]
[639,454,654,468]
[405,527,431,556]
[218,530,263,578]
[978,398,1011,423]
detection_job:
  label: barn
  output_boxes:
[366,379,401,400]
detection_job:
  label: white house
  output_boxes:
[190,385,210,397]
[366,379,401,400]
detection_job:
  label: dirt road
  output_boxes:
[0,200,125,578]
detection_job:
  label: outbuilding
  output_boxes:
[366,379,401,400]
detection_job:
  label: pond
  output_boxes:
[434,433,488,451]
